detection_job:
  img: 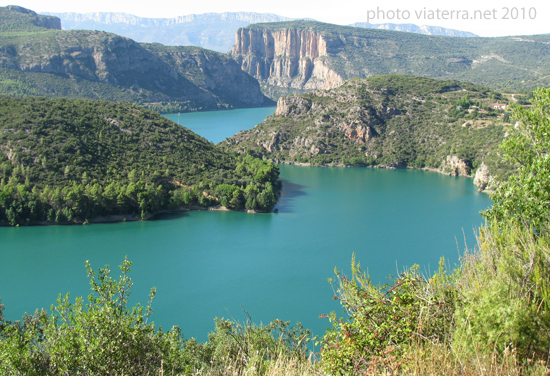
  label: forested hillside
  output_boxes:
[0,6,270,113]
[222,75,513,187]
[0,96,279,225]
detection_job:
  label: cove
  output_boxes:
[0,108,492,343]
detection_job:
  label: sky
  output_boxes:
[0,0,548,37]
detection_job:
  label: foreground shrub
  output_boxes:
[319,255,456,375]
[0,258,191,375]
[0,259,314,376]
[454,222,550,361]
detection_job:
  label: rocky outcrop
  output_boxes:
[275,96,312,116]
[4,6,61,30]
[143,45,269,107]
[341,122,375,144]
[473,162,494,191]
[232,26,344,91]
[441,156,472,176]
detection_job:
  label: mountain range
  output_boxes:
[43,11,478,53]
[42,12,296,53]
[350,22,478,37]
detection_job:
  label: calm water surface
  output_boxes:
[0,108,492,342]
[163,107,276,143]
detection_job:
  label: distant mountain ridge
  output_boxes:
[42,11,477,52]
[42,11,296,52]
[350,22,478,37]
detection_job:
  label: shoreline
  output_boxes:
[1,205,263,227]
[273,160,493,194]
[2,163,490,227]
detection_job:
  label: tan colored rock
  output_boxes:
[442,155,472,176]
[232,27,343,90]
[473,162,493,191]
[275,96,312,116]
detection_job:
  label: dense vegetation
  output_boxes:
[237,20,550,93]
[319,87,550,375]
[0,5,60,32]
[1,89,549,375]
[0,96,279,225]
[0,6,268,113]
[223,75,512,182]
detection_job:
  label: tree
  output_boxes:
[0,258,188,375]
[483,87,550,232]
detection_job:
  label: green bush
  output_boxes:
[0,258,190,375]
[319,255,456,375]
[484,87,550,232]
[454,222,550,360]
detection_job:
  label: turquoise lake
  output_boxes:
[0,107,492,342]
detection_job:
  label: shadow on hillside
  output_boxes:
[150,211,191,221]
[274,180,307,214]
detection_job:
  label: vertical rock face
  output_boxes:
[231,27,343,90]
[442,155,472,176]
[473,162,494,191]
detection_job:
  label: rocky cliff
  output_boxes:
[0,6,269,112]
[143,45,267,107]
[222,75,512,190]
[232,25,343,92]
[231,21,550,98]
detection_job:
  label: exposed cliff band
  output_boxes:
[231,21,550,98]
[231,26,344,91]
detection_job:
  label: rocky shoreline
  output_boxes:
[273,160,494,193]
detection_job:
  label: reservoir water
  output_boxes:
[0,107,492,342]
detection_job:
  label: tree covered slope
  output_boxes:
[0,96,278,225]
[0,6,270,113]
[222,75,512,184]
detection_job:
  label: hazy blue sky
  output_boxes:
[0,0,547,37]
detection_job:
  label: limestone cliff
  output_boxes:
[441,155,472,176]
[231,25,343,91]
[473,162,495,191]
[231,21,550,98]
[143,45,268,107]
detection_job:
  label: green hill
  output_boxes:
[0,6,271,113]
[222,75,513,187]
[0,96,278,225]
[0,5,61,32]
